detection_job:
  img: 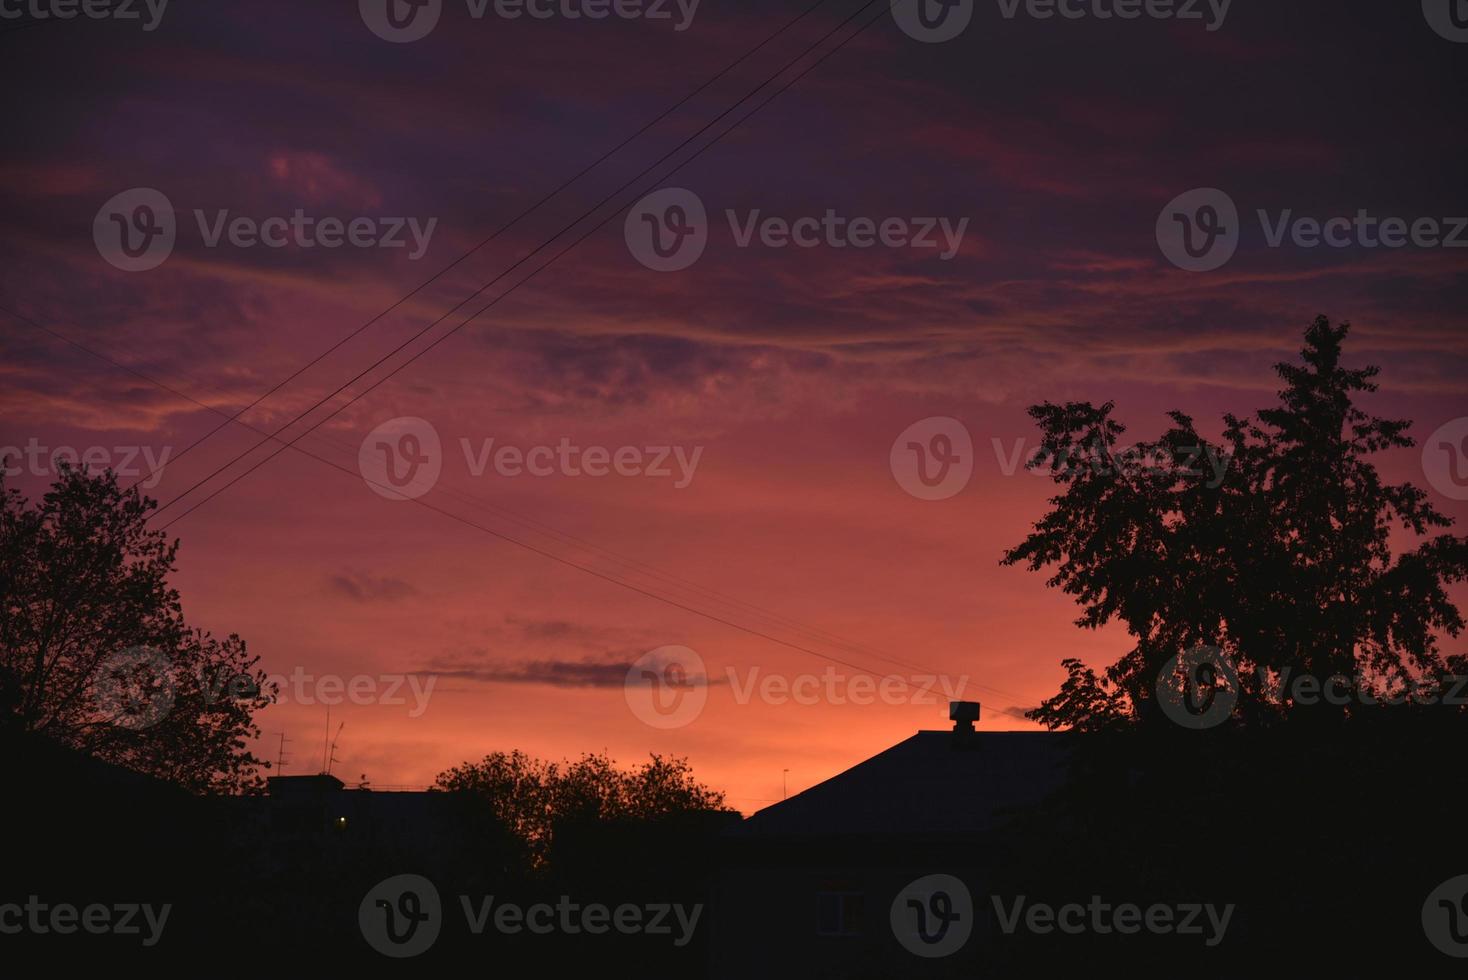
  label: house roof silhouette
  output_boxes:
[733,730,1069,838]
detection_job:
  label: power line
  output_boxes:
[127,1,1044,703]
[124,0,836,492]
[145,0,887,524]
[0,299,1038,710]
[0,0,1041,712]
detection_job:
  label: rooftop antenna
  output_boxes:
[783,768,790,801]
[273,731,291,773]
[325,722,345,777]
[320,706,333,773]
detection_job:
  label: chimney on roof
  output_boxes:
[950,700,980,738]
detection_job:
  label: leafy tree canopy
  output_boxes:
[1,465,272,792]
[1003,317,1468,731]
[436,750,732,867]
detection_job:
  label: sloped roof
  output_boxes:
[732,731,1070,838]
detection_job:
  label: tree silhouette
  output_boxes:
[1003,317,1468,730]
[436,750,731,868]
[0,464,272,792]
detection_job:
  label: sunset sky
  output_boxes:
[2,0,1465,811]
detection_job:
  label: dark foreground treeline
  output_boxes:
[4,715,1466,974]
[2,728,734,970]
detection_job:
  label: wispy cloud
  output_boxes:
[995,704,1040,723]
[326,570,418,603]
[423,655,633,689]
